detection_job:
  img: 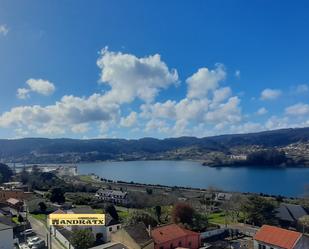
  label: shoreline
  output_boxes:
[81,173,302,199]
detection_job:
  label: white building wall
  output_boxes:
[253,240,280,249]
[0,228,13,249]
[54,229,75,249]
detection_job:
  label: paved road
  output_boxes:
[28,216,64,249]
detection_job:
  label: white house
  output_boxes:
[0,222,13,249]
[95,189,128,205]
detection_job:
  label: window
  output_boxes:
[178,241,182,247]
[160,247,164,249]
[188,242,192,247]
[117,225,120,230]
[170,243,173,249]
[109,227,113,232]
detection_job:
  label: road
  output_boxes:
[28,216,64,249]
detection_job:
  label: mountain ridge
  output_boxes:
[1,127,309,164]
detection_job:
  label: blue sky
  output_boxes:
[0,0,309,139]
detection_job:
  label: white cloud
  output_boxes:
[205,96,242,124]
[235,70,240,78]
[120,112,138,128]
[186,64,226,99]
[256,107,268,115]
[97,47,178,103]
[0,93,120,135]
[285,103,309,116]
[260,88,282,100]
[211,87,232,106]
[17,88,30,99]
[17,78,55,99]
[71,123,90,133]
[0,25,8,36]
[26,79,55,95]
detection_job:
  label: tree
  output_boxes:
[50,187,65,204]
[155,206,162,222]
[128,211,158,227]
[172,203,194,226]
[222,194,247,224]
[0,163,13,183]
[105,205,119,221]
[71,229,95,249]
[38,202,47,213]
[146,188,153,195]
[241,196,278,226]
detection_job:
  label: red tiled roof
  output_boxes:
[254,225,302,249]
[151,224,199,244]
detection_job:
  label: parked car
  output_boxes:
[30,240,45,249]
[27,237,40,246]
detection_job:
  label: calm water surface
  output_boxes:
[77,160,309,197]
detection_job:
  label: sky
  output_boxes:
[0,0,309,139]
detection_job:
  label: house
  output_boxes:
[111,222,154,249]
[215,193,232,201]
[276,203,307,228]
[0,222,13,249]
[96,189,129,205]
[253,225,309,249]
[6,198,24,211]
[0,189,32,203]
[151,224,200,249]
[49,207,122,247]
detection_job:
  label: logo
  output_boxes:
[49,214,105,226]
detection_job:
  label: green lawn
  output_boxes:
[78,175,95,183]
[208,212,229,225]
[31,213,48,224]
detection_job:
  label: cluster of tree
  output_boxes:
[71,229,95,249]
[172,203,208,231]
[0,163,13,183]
[241,196,278,226]
[20,166,98,194]
[245,149,288,166]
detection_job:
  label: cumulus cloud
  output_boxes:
[97,47,178,103]
[186,64,226,99]
[260,88,282,100]
[17,79,55,99]
[17,88,30,99]
[0,25,8,36]
[120,112,138,128]
[26,79,55,95]
[0,93,120,135]
[140,66,242,136]
[285,103,309,116]
[256,107,268,115]
[71,123,90,133]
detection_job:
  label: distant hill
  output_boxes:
[1,127,309,164]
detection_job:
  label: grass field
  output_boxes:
[208,212,228,225]
[31,213,48,224]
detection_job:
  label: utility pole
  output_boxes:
[49,226,52,249]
